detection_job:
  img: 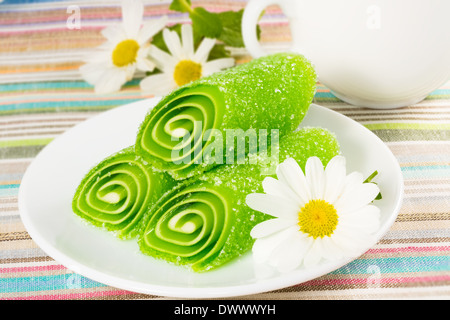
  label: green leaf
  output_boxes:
[190,7,222,39]
[217,9,261,48]
[208,43,231,61]
[169,0,192,13]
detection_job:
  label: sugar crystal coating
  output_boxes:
[138,128,340,272]
[135,52,317,180]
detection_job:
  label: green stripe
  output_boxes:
[365,123,450,130]
[0,138,53,148]
[425,95,450,100]
[0,145,46,159]
[372,129,450,142]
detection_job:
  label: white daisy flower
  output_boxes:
[246,156,381,273]
[79,0,167,94]
[140,24,235,95]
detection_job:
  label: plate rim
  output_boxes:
[18,99,404,298]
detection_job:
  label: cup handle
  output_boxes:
[242,0,292,58]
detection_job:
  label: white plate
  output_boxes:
[18,98,403,298]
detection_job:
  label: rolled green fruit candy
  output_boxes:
[138,127,340,272]
[72,147,177,239]
[135,52,317,180]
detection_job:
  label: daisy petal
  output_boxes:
[338,204,381,234]
[163,28,183,60]
[250,217,296,239]
[193,37,216,63]
[94,67,128,94]
[136,56,156,72]
[121,0,143,38]
[319,236,344,261]
[246,193,299,219]
[202,58,235,76]
[305,156,325,199]
[82,47,112,65]
[303,238,323,268]
[343,171,364,189]
[101,25,126,44]
[334,182,380,214]
[276,158,311,205]
[273,232,312,273]
[252,227,294,264]
[79,62,108,85]
[138,15,168,45]
[140,73,175,96]
[148,45,177,72]
[124,64,136,81]
[331,227,372,255]
[324,155,346,204]
[181,24,194,58]
[331,171,363,205]
[262,177,303,206]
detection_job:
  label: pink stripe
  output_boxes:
[300,275,450,287]
[0,23,170,35]
[0,20,289,36]
[0,26,104,36]
[0,264,66,274]
[2,289,136,300]
[0,9,178,25]
[366,246,450,255]
[1,246,447,275]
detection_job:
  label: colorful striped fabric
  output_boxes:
[1,0,449,300]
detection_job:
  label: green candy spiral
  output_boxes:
[136,53,317,180]
[137,86,224,174]
[138,127,341,272]
[140,181,235,271]
[72,147,176,239]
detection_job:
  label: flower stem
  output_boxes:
[179,0,193,13]
[364,170,382,200]
[363,170,378,183]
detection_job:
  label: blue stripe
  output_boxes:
[0,274,105,293]
[401,166,450,179]
[0,80,140,92]
[0,82,91,92]
[402,165,450,172]
[0,188,19,197]
[430,89,450,95]
[314,92,338,99]
[0,99,141,112]
[0,184,20,189]
[1,256,447,293]
[333,256,450,275]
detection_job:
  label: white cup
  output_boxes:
[242,0,450,109]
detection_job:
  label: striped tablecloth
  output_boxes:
[1,0,449,300]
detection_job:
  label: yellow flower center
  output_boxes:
[298,199,338,239]
[173,60,202,86]
[112,39,140,67]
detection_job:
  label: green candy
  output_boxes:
[135,52,317,180]
[138,127,341,272]
[72,147,177,239]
